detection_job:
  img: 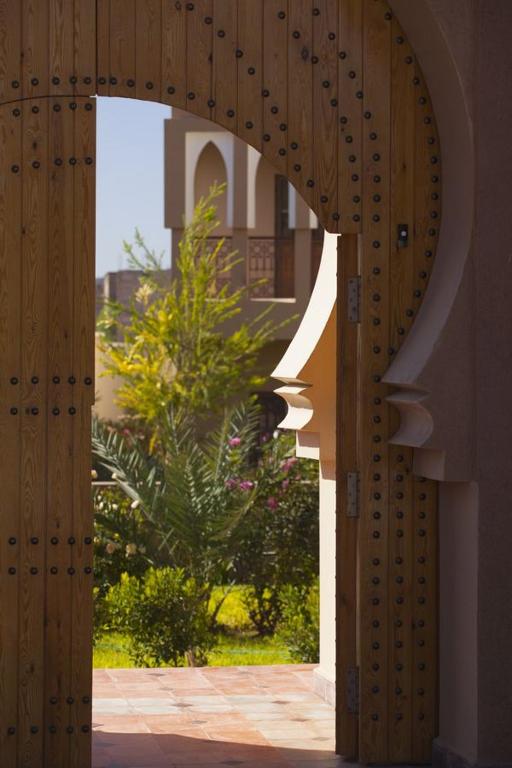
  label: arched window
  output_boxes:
[193,141,230,236]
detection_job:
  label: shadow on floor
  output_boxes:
[93,730,346,768]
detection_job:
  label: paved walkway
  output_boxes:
[93,665,341,768]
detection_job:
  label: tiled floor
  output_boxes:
[93,665,342,768]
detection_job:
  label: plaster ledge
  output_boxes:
[313,667,336,708]
[272,232,338,462]
[386,388,433,448]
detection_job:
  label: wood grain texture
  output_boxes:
[74,0,97,94]
[412,476,438,761]
[312,0,339,227]
[96,0,111,96]
[0,4,443,764]
[0,3,22,103]
[335,233,359,759]
[70,98,96,768]
[186,0,213,118]
[161,0,187,108]
[136,0,163,102]
[19,97,49,768]
[411,53,440,762]
[287,0,314,210]
[110,0,137,96]
[49,0,74,96]
[387,19,416,761]
[0,102,22,768]
[212,0,238,132]
[237,0,263,150]
[358,0,391,760]
[44,96,75,768]
[262,0,288,175]
[338,0,363,233]
[22,0,50,98]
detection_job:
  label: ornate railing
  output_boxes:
[206,236,295,298]
[248,238,276,298]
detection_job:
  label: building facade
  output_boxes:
[95,108,322,428]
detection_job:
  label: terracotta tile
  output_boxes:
[92,665,334,768]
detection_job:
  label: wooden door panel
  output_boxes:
[0,96,23,768]
[0,3,441,765]
[0,97,95,768]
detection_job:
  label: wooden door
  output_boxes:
[0,96,95,768]
[335,4,440,761]
[0,2,441,766]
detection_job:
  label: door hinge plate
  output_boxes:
[346,472,360,518]
[347,666,359,714]
[347,276,361,323]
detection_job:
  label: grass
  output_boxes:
[93,630,291,668]
[94,632,133,668]
[93,585,292,668]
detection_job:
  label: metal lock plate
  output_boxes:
[346,472,360,518]
[347,666,360,714]
[347,277,361,323]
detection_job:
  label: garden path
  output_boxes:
[92,664,342,768]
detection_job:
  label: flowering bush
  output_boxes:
[92,410,319,640]
[92,404,262,620]
[93,486,152,595]
[232,430,319,635]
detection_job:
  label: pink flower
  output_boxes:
[267,496,278,510]
[228,437,241,448]
[281,457,298,472]
[281,478,290,491]
[239,480,254,491]
[225,478,238,490]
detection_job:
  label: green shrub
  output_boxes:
[209,585,253,631]
[93,485,152,595]
[93,587,112,645]
[106,567,213,667]
[277,580,320,663]
[234,431,319,634]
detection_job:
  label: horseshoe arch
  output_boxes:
[0,2,441,765]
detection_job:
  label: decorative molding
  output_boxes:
[313,668,336,708]
[185,132,235,226]
[383,0,476,482]
[273,232,337,464]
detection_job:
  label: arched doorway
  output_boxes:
[0,2,441,765]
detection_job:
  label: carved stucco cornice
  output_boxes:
[272,232,337,467]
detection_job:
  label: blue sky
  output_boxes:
[96,98,172,277]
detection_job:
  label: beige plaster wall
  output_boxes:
[193,141,231,237]
[274,233,338,696]
[438,482,479,764]
[93,338,124,423]
[389,1,512,764]
[317,467,336,692]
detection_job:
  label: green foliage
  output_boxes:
[234,431,319,634]
[208,585,254,631]
[97,184,285,434]
[93,629,291,669]
[276,580,320,664]
[106,568,212,667]
[93,486,152,594]
[93,587,112,645]
[92,404,261,595]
